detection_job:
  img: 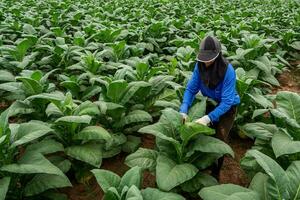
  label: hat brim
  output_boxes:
[197,51,219,62]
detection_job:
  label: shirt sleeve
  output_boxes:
[208,66,236,122]
[179,63,201,113]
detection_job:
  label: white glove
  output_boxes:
[180,113,188,123]
[195,115,211,126]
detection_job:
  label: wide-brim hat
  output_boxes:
[197,36,221,62]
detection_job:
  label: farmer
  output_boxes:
[179,35,240,179]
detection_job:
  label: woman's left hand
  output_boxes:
[195,115,211,126]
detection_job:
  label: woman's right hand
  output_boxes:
[180,113,188,124]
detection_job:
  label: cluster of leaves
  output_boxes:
[125,102,233,195]
[92,166,185,200]
[199,90,300,199]
[199,150,300,200]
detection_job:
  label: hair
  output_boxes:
[197,52,229,89]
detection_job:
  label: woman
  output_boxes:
[179,35,240,179]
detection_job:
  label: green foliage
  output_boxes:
[92,166,185,200]
[0,0,299,198]
[126,106,231,192]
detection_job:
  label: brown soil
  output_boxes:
[101,153,130,176]
[141,134,157,189]
[273,66,300,94]
[141,134,156,149]
[290,60,300,66]
[142,171,156,188]
[62,178,102,200]
[0,101,8,110]
[219,134,253,187]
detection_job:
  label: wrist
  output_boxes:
[180,112,188,118]
[203,115,211,123]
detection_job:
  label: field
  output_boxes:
[0,0,300,199]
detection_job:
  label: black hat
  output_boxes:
[197,36,221,62]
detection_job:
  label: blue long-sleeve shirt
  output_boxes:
[180,62,240,122]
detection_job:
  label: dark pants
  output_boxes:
[206,104,237,179]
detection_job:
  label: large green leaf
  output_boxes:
[139,109,182,145]
[290,41,300,50]
[270,109,300,137]
[188,99,207,121]
[0,100,35,138]
[75,126,112,141]
[156,155,198,191]
[107,79,128,103]
[149,75,174,96]
[179,122,215,146]
[125,185,143,200]
[55,115,92,124]
[248,93,273,108]
[120,81,151,105]
[104,188,120,200]
[95,101,125,120]
[125,148,158,171]
[65,143,102,167]
[199,184,260,200]
[40,69,59,84]
[103,146,122,159]
[2,100,34,120]
[194,153,222,170]
[60,81,80,96]
[11,121,54,148]
[154,100,180,110]
[262,73,280,86]
[0,70,15,82]
[0,82,22,92]
[73,101,100,116]
[139,123,179,144]
[46,103,63,117]
[48,156,72,173]
[105,133,127,149]
[119,166,142,191]
[243,150,290,199]
[116,110,152,128]
[122,135,141,153]
[159,108,182,136]
[181,172,217,193]
[272,130,300,158]
[27,92,65,103]
[275,91,300,124]
[286,161,300,200]
[241,122,278,141]
[1,151,64,176]
[142,188,185,200]
[92,169,121,193]
[250,58,271,74]
[249,172,269,200]
[188,135,234,157]
[82,85,102,101]
[252,109,269,119]
[227,48,253,61]
[0,108,10,137]
[0,177,10,200]
[24,173,71,196]
[15,38,35,60]
[16,77,43,95]
[26,139,64,155]
[0,136,7,145]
